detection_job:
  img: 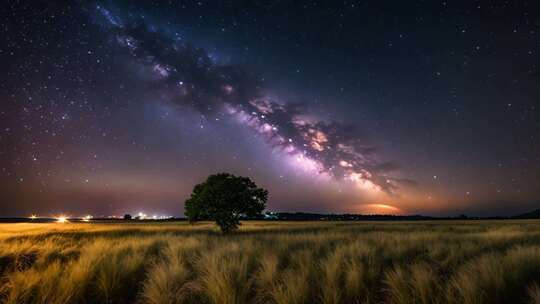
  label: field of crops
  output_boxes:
[1,220,540,304]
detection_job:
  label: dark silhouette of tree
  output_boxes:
[184,173,268,233]
[123,214,132,220]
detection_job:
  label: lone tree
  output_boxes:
[184,173,268,232]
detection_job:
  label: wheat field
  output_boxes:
[1,220,540,304]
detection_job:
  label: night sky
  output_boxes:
[1,1,539,217]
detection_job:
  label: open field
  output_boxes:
[1,221,540,304]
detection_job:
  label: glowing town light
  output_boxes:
[373,204,399,211]
[82,215,93,222]
[29,214,37,220]
[358,203,402,215]
[56,216,68,223]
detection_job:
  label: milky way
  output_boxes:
[96,6,407,195]
[2,1,539,217]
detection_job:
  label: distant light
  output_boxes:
[56,216,68,223]
[358,204,402,215]
[82,215,93,222]
[29,214,37,220]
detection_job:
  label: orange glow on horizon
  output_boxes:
[357,203,402,215]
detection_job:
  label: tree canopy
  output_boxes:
[184,173,268,232]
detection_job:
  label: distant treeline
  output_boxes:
[254,210,540,221]
[1,208,539,223]
[259,212,462,221]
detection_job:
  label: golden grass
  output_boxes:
[1,220,540,303]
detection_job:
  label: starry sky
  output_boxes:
[1,1,539,217]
